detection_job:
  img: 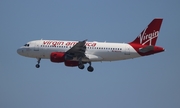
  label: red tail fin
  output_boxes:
[130,18,163,45]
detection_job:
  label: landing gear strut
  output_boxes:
[87,62,94,72]
[78,57,85,70]
[35,58,41,68]
[77,57,94,72]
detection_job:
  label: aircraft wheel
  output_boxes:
[78,64,85,69]
[87,66,94,72]
[35,58,41,68]
[36,64,40,68]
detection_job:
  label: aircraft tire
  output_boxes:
[78,64,85,69]
[36,64,40,68]
[87,66,94,72]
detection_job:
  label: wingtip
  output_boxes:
[83,39,88,42]
[79,39,88,43]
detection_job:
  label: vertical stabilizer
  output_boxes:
[129,18,163,46]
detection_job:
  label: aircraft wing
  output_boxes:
[65,40,87,60]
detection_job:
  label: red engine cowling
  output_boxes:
[64,61,79,67]
[50,52,65,63]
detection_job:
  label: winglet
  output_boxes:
[79,39,88,43]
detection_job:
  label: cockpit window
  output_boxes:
[24,44,29,47]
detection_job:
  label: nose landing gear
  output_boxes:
[35,58,41,68]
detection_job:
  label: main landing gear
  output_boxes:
[77,57,94,72]
[78,64,85,69]
[87,62,94,72]
[35,58,41,68]
[78,62,94,72]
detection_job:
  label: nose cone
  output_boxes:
[17,48,23,55]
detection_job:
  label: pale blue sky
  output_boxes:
[0,0,180,108]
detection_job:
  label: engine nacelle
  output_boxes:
[64,61,79,67]
[50,52,65,63]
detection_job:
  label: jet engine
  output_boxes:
[64,61,79,67]
[50,52,65,63]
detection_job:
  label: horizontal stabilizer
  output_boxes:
[139,46,154,53]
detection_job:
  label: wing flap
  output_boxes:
[84,54,103,61]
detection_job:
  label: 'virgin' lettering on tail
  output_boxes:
[138,28,159,45]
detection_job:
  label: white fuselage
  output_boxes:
[16,19,164,72]
[17,40,141,62]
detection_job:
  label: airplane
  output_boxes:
[17,18,164,72]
